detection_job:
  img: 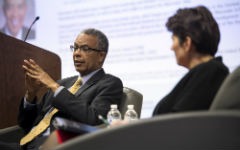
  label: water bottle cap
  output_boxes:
[127,105,134,109]
[111,104,118,109]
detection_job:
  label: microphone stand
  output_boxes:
[24,16,40,42]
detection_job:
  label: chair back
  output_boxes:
[119,87,143,118]
[55,111,240,150]
[210,66,240,110]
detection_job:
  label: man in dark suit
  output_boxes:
[0,0,35,40]
[15,28,123,150]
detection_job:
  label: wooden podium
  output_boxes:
[0,33,61,129]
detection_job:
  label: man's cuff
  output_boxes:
[23,86,64,108]
[54,86,64,97]
[23,97,37,108]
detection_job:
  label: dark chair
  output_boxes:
[210,66,240,110]
[0,126,23,143]
[54,66,240,150]
[55,111,240,150]
[119,87,143,118]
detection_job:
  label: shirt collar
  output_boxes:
[80,69,101,85]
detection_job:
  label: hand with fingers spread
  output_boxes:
[24,73,42,102]
[22,59,60,100]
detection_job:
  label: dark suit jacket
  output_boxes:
[0,26,35,40]
[153,57,229,115]
[18,69,123,133]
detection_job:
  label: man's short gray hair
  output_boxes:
[81,28,109,52]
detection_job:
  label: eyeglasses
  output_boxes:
[70,44,104,53]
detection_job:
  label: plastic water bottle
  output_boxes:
[124,105,138,122]
[107,104,122,123]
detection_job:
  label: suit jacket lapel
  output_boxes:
[65,76,79,89]
[75,69,105,96]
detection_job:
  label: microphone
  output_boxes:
[24,16,40,41]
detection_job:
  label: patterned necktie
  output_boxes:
[20,77,82,146]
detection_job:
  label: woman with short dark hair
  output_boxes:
[153,6,229,115]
